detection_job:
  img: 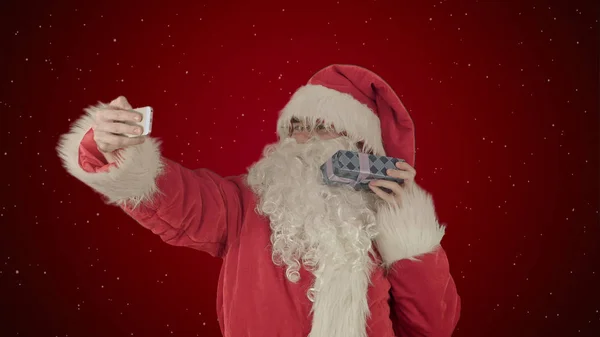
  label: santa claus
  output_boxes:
[57,64,461,337]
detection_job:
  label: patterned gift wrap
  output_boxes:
[320,150,406,191]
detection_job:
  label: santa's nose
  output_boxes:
[292,132,311,143]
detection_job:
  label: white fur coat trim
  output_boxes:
[56,103,164,208]
[375,184,446,267]
[277,84,386,156]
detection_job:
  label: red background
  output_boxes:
[1,0,598,336]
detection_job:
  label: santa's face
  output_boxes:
[247,129,379,292]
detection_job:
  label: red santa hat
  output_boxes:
[277,64,416,166]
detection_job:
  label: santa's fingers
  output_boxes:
[368,184,396,203]
[370,179,404,195]
[385,168,414,181]
[95,108,142,124]
[96,140,116,153]
[94,119,143,136]
[394,161,417,175]
[94,130,145,153]
[369,180,404,200]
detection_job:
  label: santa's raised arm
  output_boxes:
[58,64,461,337]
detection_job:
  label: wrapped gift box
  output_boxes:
[320,150,405,191]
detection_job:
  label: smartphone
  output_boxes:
[125,106,153,137]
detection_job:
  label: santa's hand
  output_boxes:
[91,96,146,153]
[368,161,417,205]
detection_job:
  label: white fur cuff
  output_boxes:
[375,185,445,267]
[56,104,164,208]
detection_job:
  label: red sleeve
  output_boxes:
[78,129,114,172]
[79,129,242,258]
[388,247,461,337]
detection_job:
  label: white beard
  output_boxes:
[247,136,380,337]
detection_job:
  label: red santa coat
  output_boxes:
[57,112,461,337]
